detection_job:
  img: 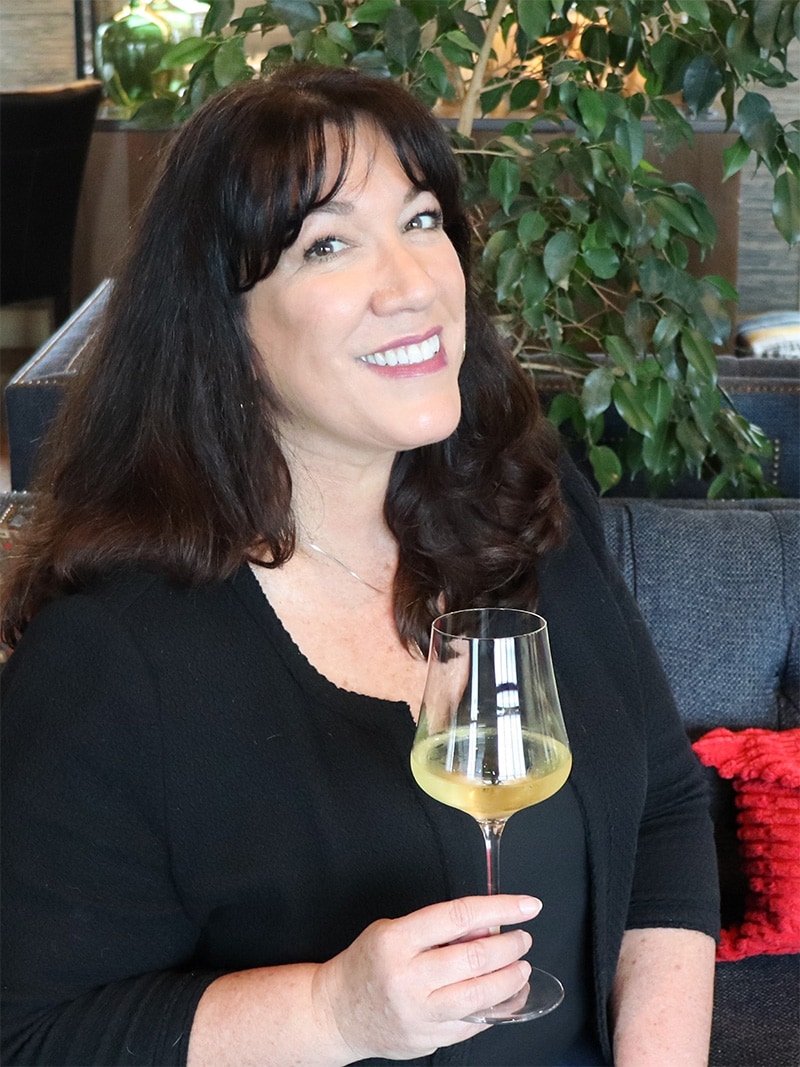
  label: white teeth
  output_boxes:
[361,334,440,367]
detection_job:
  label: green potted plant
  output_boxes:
[135,0,800,497]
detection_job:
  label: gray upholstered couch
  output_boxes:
[601,496,799,1067]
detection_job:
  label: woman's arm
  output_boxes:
[611,927,716,1066]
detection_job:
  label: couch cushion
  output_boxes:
[600,498,800,737]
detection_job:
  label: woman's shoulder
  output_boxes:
[6,564,254,683]
[556,453,607,554]
[35,564,247,626]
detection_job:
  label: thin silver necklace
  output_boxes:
[304,540,387,595]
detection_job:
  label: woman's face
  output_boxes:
[247,123,466,468]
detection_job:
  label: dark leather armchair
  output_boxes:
[0,80,102,328]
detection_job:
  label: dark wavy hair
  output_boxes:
[1,63,566,652]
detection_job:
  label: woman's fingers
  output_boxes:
[398,894,541,953]
[315,895,542,1062]
[420,928,533,991]
[426,957,532,1023]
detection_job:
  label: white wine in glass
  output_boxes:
[410,607,571,1024]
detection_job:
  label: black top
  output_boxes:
[0,465,719,1066]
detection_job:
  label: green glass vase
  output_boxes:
[94,1,171,111]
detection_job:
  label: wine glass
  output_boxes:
[410,607,571,1024]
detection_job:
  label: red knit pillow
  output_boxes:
[692,727,800,961]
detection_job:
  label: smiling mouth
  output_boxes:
[360,333,440,368]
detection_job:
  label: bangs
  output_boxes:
[235,112,354,292]
[232,80,466,293]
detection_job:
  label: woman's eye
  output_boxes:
[406,209,443,232]
[304,236,347,261]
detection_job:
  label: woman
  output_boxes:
[1,64,718,1066]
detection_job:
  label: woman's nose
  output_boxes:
[370,239,438,315]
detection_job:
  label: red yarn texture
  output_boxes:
[692,727,800,961]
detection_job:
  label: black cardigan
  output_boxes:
[1,467,719,1066]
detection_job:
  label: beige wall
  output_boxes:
[0,1,76,90]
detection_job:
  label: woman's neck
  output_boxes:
[285,444,398,563]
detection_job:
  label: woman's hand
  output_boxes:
[188,894,540,1067]
[313,894,541,1062]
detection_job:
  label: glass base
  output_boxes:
[464,966,564,1025]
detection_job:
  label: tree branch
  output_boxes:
[456,0,508,138]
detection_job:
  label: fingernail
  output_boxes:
[519,896,542,916]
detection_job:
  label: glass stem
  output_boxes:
[480,819,507,897]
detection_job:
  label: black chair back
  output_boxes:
[0,80,102,327]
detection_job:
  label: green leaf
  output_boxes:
[129,96,179,128]
[753,0,784,50]
[589,445,623,492]
[496,247,524,303]
[269,0,321,34]
[521,258,549,307]
[707,473,733,499]
[421,51,451,97]
[705,275,739,302]
[693,281,731,347]
[441,28,478,53]
[689,386,721,437]
[681,328,718,381]
[581,366,615,419]
[682,55,723,116]
[613,379,655,436]
[158,37,215,71]
[213,39,251,86]
[652,195,699,241]
[453,7,485,49]
[291,29,313,60]
[722,137,752,182]
[326,20,356,52]
[517,210,547,250]
[580,25,609,65]
[349,0,396,25]
[481,83,507,115]
[350,50,392,77]
[578,88,607,139]
[203,0,235,35]
[648,33,688,96]
[676,417,709,466]
[509,78,540,111]
[641,421,675,475]
[649,97,695,154]
[652,313,682,350]
[489,157,521,215]
[624,300,655,355]
[439,35,476,68]
[313,31,346,67]
[384,5,421,67]
[543,231,579,287]
[482,228,516,273]
[605,334,638,379]
[737,92,781,156]
[547,392,582,431]
[517,2,554,41]
[643,377,673,424]
[773,170,800,246]
[673,0,711,26]
[614,113,645,170]
[583,247,620,279]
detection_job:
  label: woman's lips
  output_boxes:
[358,330,447,377]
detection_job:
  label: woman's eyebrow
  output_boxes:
[309,184,428,218]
